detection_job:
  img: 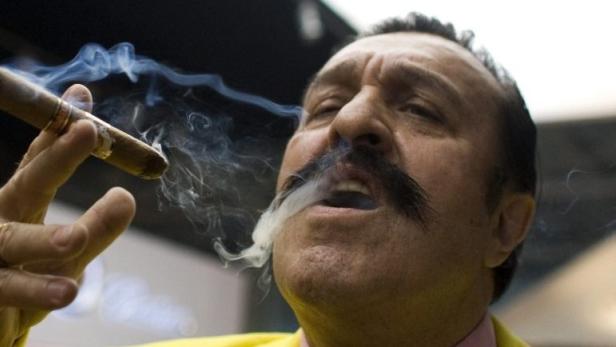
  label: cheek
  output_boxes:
[276,129,329,191]
[397,137,491,224]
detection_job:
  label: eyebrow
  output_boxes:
[302,59,464,108]
[302,60,361,104]
[383,61,463,106]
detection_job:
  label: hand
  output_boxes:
[0,85,136,346]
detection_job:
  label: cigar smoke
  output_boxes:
[218,142,434,293]
[3,42,301,252]
[216,177,326,268]
[214,146,347,289]
[214,147,344,269]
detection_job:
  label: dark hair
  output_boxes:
[361,12,537,301]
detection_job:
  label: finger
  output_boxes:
[61,84,93,113]
[16,131,58,172]
[70,187,135,275]
[0,268,77,310]
[17,84,94,171]
[0,120,98,222]
[0,222,87,266]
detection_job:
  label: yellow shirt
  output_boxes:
[129,318,529,347]
[130,332,302,347]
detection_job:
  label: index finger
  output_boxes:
[0,120,97,222]
[16,84,94,171]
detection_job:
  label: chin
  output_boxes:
[273,243,385,309]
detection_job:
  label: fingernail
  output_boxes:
[47,280,70,305]
[52,226,73,247]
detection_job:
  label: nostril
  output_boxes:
[367,134,380,146]
[354,133,381,147]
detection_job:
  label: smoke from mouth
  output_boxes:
[217,142,435,283]
[279,143,434,223]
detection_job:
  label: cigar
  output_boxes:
[0,67,168,179]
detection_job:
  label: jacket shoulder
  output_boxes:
[492,317,530,347]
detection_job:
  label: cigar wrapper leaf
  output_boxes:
[0,67,168,179]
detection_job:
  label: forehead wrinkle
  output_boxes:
[302,59,360,109]
[311,59,363,90]
[312,50,377,86]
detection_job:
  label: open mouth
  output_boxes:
[320,179,378,210]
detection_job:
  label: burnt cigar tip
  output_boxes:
[139,151,169,180]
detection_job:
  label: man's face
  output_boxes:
[272,33,507,311]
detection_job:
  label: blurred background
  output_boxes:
[0,1,614,346]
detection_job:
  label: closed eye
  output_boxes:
[400,103,442,123]
[311,104,340,119]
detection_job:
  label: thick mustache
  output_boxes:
[279,144,435,226]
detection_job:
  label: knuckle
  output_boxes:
[0,268,16,300]
[69,223,89,246]
[0,222,16,257]
[49,225,85,257]
[71,222,87,236]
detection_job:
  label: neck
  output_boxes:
[293,282,491,347]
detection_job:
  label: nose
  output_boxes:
[327,88,393,155]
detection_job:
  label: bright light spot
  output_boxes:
[298,0,325,42]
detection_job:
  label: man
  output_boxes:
[0,12,536,347]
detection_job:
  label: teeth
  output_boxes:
[332,180,371,196]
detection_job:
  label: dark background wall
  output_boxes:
[0,0,355,332]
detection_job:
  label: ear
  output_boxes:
[484,192,536,268]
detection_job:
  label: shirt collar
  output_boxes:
[298,313,496,347]
[455,313,496,347]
